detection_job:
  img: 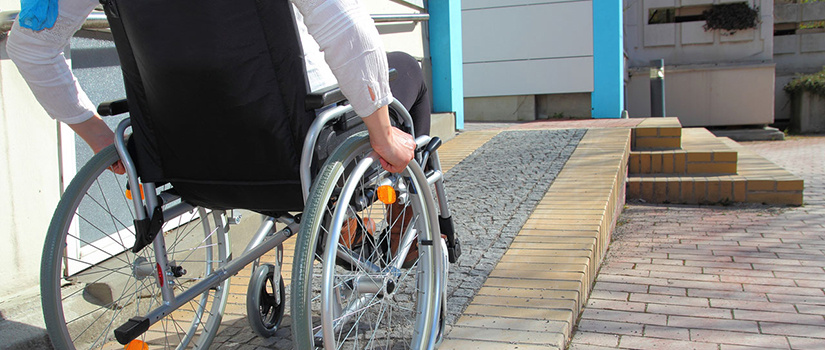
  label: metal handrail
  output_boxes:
[372,13,429,23]
[0,10,428,34]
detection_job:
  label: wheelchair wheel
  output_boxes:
[41,145,231,350]
[292,132,442,349]
[246,262,286,338]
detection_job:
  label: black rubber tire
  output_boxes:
[246,263,286,338]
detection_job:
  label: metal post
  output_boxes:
[650,59,666,117]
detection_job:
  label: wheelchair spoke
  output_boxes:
[71,216,133,266]
[42,146,230,350]
[292,133,442,349]
[92,176,135,262]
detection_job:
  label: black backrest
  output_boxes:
[103,0,316,213]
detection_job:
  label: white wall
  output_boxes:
[363,0,427,59]
[0,0,65,299]
[462,0,594,98]
[626,63,775,126]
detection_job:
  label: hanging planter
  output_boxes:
[703,3,759,34]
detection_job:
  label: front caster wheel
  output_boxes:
[246,263,286,338]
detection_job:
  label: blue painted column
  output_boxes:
[428,0,464,129]
[591,0,624,119]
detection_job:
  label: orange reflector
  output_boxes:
[124,340,148,350]
[126,184,145,200]
[377,185,396,204]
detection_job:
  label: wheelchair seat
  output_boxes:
[106,0,318,213]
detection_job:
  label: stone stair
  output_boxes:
[627,118,803,205]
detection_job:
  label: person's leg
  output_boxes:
[386,52,431,138]
[384,53,432,267]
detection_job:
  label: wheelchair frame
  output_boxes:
[42,93,459,349]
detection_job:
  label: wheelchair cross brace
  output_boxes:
[107,97,460,345]
[111,118,301,344]
[114,216,299,344]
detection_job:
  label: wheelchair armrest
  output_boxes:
[304,69,398,111]
[306,85,345,111]
[98,99,130,116]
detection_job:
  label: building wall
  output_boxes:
[539,93,593,119]
[462,0,594,98]
[461,0,596,121]
[773,1,825,123]
[624,0,775,126]
[624,0,773,66]
[0,0,66,299]
[626,63,775,126]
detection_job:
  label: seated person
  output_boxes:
[7,0,431,174]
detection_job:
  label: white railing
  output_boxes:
[0,10,428,34]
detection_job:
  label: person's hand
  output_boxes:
[362,105,415,173]
[68,115,126,174]
[371,126,415,173]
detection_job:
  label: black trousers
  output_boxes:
[387,52,431,137]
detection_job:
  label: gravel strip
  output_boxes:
[442,129,585,323]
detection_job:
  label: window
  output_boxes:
[648,5,711,25]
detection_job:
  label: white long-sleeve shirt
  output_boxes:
[6,0,392,123]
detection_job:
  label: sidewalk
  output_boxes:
[570,136,825,350]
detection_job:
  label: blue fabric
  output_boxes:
[18,0,59,31]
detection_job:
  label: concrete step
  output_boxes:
[631,117,682,150]
[628,118,802,205]
[431,112,457,143]
[627,136,803,205]
[629,128,738,175]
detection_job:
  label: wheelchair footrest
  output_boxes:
[114,316,150,345]
[439,216,461,263]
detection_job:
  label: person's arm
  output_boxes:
[291,0,413,172]
[68,116,125,174]
[67,115,114,154]
[7,2,123,173]
[7,2,99,125]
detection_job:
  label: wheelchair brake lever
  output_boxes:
[416,137,442,169]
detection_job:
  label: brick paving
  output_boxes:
[570,135,825,350]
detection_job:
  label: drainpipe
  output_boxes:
[650,59,666,117]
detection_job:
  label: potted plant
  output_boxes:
[703,3,759,35]
[785,67,825,133]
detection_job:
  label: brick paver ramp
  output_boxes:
[570,135,825,350]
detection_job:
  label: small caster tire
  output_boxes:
[246,263,286,338]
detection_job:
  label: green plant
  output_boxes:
[703,3,759,32]
[784,66,825,97]
[799,20,825,30]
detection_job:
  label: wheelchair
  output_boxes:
[39,1,460,349]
